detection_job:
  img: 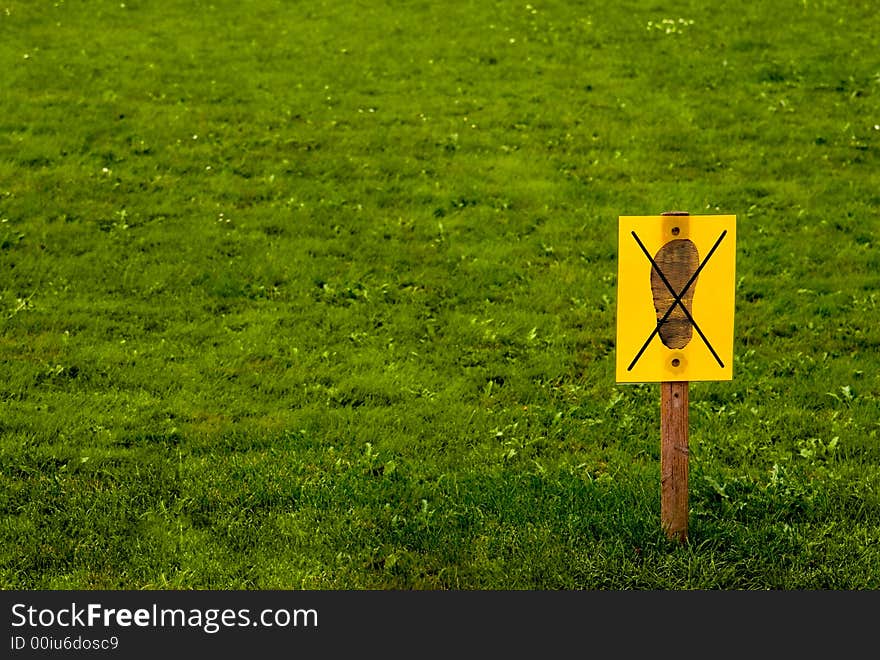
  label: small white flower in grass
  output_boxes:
[647,17,694,34]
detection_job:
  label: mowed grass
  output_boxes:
[0,0,878,589]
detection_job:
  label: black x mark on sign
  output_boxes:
[627,230,728,372]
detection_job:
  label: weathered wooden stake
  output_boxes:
[660,210,690,543]
[661,380,689,542]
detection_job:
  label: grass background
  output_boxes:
[0,0,878,589]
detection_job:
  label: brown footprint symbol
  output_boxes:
[650,239,700,349]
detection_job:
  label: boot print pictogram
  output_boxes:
[650,239,699,349]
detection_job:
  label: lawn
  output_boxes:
[1,0,878,589]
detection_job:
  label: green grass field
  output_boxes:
[1,0,878,589]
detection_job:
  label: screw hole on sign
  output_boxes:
[671,227,680,236]
[672,358,680,367]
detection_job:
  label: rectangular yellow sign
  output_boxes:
[615,214,736,383]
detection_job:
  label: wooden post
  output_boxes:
[660,211,690,543]
[661,381,688,542]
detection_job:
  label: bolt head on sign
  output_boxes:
[615,215,736,383]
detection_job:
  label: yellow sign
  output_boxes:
[615,215,736,383]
